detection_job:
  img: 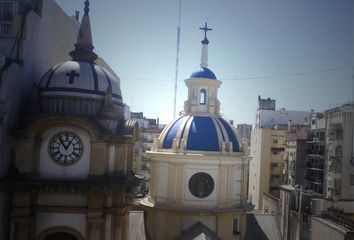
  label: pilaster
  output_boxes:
[12,192,35,240]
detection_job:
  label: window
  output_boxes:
[0,1,17,21]
[199,89,206,105]
[188,172,214,198]
[273,139,278,144]
[233,219,240,235]
[351,175,354,185]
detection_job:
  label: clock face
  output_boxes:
[48,132,83,165]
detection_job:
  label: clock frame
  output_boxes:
[48,132,83,165]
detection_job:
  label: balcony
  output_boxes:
[306,149,325,156]
[140,195,253,212]
[307,132,325,143]
[306,161,324,170]
[305,175,323,184]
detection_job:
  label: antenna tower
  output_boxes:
[173,0,182,119]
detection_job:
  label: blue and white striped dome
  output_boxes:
[38,60,122,102]
[160,115,240,152]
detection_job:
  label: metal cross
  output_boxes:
[199,22,212,39]
[66,70,80,84]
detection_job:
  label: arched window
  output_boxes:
[37,227,84,240]
[200,89,206,105]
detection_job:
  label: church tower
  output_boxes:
[4,1,139,239]
[141,23,253,240]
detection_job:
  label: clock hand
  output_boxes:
[59,136,68,149]
[64,137,75,150]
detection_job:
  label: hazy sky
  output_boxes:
[56,0,353,125]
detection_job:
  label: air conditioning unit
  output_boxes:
[311,198,324,215]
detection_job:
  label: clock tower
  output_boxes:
[3,1,139,240]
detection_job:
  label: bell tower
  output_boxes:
[184,22,221,115]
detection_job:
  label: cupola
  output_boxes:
[184,22,221,115]
[36,0,124,121]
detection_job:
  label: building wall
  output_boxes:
[0,1,79,238]
[295,140,308,185]
[326,104,354,199]
[306,113,325,194]
[145,147,251,239]
[249,128,286,209]
[257,96,276,111]
[262,192,279,214]
[236,124,252,148]
[0,0,78,176]
[145,208,246,240]
[311,217,348,240]
[131,115,163,193]
[284,124,309,187]
[256,109,311,129]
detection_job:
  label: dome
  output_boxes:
[160,115,240,152]
[38,60,122,102]
[190,67,217,80]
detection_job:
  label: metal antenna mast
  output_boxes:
[173,0,182,119]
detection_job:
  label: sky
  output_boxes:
[56,0,353,126]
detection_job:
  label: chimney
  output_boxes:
[288,120,293,132]
[75,11,80,21]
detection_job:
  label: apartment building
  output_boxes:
[306,112,326,194]
[131,112,164,193]
[284,122,309,186]
[249,127,286,210]
[249,96,311,210]
[325,104,354,200]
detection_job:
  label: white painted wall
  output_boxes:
[157,166,168,197]
[233,168,242,200]
[39,126,91,178]
[36,213,86,237]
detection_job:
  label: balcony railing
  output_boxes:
[306,150,325,156]
[305,175,323,183]
[0,21,12,38]
[306,162,324,170]
[142,195,252,211]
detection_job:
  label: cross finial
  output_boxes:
[199,22,212,40]
[84,0,90,16]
